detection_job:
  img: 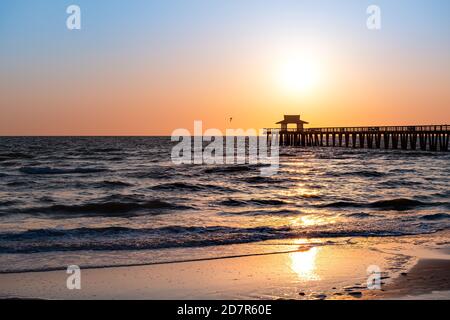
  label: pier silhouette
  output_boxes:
[265,115,450,151]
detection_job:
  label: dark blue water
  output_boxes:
[0,137,449,272]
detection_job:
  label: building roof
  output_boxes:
[276,115,309,125]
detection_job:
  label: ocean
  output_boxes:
[0,136,449,273]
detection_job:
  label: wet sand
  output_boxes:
[0,232,449,300]
[366,258,450,299]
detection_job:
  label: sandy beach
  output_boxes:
[366,258,450,300]
[1,231,449,300]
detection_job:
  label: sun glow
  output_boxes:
[275,56,321,95]
[289,247,320,281]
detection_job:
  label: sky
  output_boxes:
[0,0,449,135]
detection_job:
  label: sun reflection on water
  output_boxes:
[289,247,320,281]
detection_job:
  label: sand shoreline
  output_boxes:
[365,258,450,300]
[1,232,449,300]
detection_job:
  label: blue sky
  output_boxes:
[1,0,449,63]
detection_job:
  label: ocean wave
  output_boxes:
[420,213,450,221]
[89,148,122,153]
[0,224,444,255]
[17,198,193,216]
[385,151,448,158]
[95,180,133,188]
[203,164,268,174]
[297,194,322,199]
[433,191,450,198]
[369,199,428,210]
[379,179,423,188]
[19,166,107,175]
[324,170,386,178]
[241,176,274,183]
[0,152,34,160]
[6,181,31,187]
[346,212,377,219]
[319,198,444,211]
[0,161,18,167]
[0,226,292,254]
[219,209,300,216]
[126,167,176,179]
[251,199,288,205]
[218,199,248,206]
[388,168,417,174]
[0,200,17,207]
[150,182,236,193]
[319,201,364,208]
[218,198,288,207]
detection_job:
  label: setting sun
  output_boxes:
[276,56,322,95]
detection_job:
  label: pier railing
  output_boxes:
[263,125,450,151]
[264,125,450,134]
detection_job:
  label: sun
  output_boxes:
[276,57,321,95]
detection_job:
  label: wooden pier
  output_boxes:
[265,121,450,152]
